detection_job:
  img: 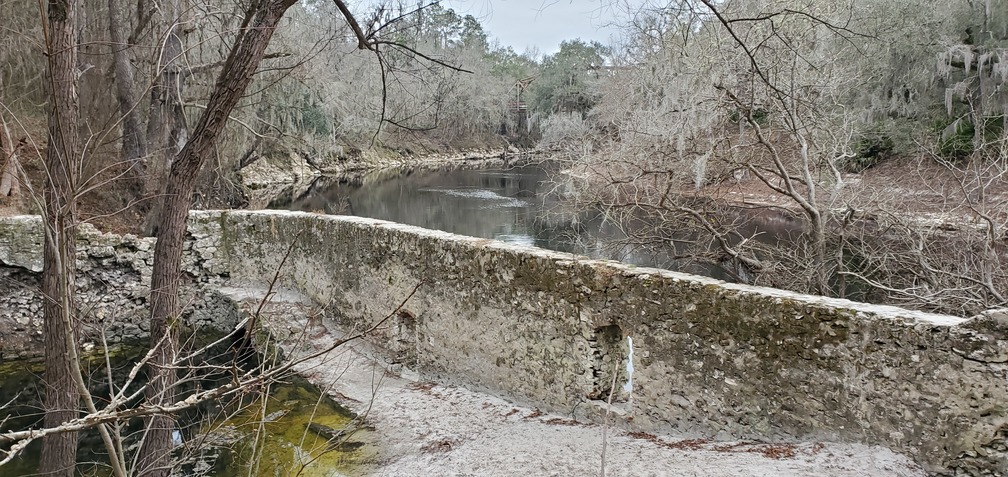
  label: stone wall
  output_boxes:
[201,210,1007,476]
[0,216,233,358]
[2,210,1005,475]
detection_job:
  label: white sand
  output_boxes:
[288,338,925,477]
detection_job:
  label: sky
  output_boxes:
[437,0,635,55]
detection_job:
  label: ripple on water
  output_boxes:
[420,188,527,208]
[493,234,537,247]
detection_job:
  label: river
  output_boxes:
[271,163,800,281]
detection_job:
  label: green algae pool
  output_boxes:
[207,377,376,477]
[0,345,374,476]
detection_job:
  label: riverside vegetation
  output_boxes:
[0,0,1005,475]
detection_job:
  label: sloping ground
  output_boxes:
[280,318,924,477]
[696,156,1008,227]
[239,287,923,477]
[218,284,923,473]
[207,209,1006,475]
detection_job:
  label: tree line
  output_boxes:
[6,0,1004,473]
[537,0,1007,317]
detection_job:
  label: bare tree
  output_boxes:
[39,0,83,474]
[563,0,1006,315]
[107,0,147,182]
[12,0,504,472]
[140,0,463,471]
[141,2,305,471]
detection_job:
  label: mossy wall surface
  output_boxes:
[3,210,1005,474]
[199,210,1008,475]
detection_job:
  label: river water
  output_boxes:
[273,163,791,280]
[0,340,368,476]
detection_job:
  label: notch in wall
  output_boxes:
[394,308,418,365]
[588,323,630,402]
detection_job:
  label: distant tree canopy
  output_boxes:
[587,0,1008,164]
[0,0,548,173]
[530,39,611,114]
[487,46,538,79]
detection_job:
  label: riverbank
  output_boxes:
[241,147,538,209]
[568,150,1008,234]
[562,149,1008,316]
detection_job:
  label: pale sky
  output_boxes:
[438,0,634,55]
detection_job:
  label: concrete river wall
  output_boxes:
[2,210,1006,475]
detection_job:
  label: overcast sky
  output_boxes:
[438,0,633,55]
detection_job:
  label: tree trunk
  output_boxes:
[143,0,188,236]
[108,0,147,186]
[0,114,20,197]
[39,0,82,474]
[138,1,297,474]
[0,155,17,197]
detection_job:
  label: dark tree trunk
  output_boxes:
[39,0,81,474]
[108,0,147,184]
[137,0,297,474]
[142,0,188,236]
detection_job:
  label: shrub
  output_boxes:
[842,127,895,173]
[937,117,975,160]
[538,112,590,149]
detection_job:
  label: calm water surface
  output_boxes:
[274,164,803,280]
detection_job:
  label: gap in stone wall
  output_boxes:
[589,324,627,402]
[393,308,418,365]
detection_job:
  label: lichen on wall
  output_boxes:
[3,210,1004,475]
[198,209,1006,475]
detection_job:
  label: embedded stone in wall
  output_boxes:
[0,215,44,272]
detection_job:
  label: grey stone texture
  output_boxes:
[201,210,1006,476]
[1,210,1005,475]
[0,215,232,358]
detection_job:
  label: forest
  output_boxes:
[1,0,1004,316]
[0,0,1006,474]
[565,0,1007,317]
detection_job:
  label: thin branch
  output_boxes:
[0,280,425,466]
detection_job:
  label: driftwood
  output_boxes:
[307,422,366,451]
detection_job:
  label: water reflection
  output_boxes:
[0,342,368,476]
[279,165,658,269]
[274,164,803,280]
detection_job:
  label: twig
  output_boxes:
[0,280,425,466]
[599,358,621,477]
